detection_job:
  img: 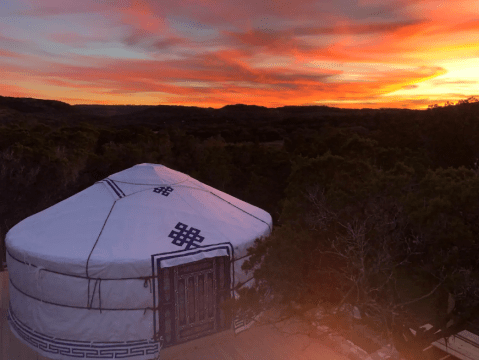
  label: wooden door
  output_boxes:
[158,256,231,347]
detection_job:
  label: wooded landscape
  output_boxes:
[1,95,478,357]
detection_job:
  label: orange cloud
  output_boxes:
[2,0,479,108]
[0,49,20,57]
[13,48,441,107]
[0,83,34,98]
[0,42,451,109]
[119,0,166,34]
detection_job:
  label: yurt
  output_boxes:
[6,163,272,360]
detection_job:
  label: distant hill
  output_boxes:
[2,95,479,131]
[73,105,153,117]
[73,102,417,128]
[0,96,72,113]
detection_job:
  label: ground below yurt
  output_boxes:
[160,306,403,360]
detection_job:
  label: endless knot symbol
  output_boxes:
[168,222,205,250]
[153,187,174,196]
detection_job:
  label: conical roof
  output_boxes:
[6,163,272,279]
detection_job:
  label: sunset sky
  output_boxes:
[1,0,478,109]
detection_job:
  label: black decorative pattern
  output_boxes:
[168,222,204,250]
[101,179,125,199]
[8,305,159,359]
[153,187,173,196]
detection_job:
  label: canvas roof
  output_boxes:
[6,163,272,279]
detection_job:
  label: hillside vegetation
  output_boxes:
[1,95,479,355]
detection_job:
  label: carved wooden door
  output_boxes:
[158,256,231,347]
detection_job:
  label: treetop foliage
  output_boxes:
[1,97,479,352]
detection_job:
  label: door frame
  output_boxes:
[151,243,234,347]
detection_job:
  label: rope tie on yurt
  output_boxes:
[84,201,115,313]
[7,248,162,281]
[10,276,155,311]
[86,201,117,279]
[144,278,152,293]
[87,278,102,312]
[208,191,272,232]
[32,266,45,292]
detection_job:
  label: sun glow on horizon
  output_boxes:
[1,0,478,109]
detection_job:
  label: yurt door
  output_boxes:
[158,256,231,347]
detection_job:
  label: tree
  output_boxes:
[239,153,479,359]
[302,184,448,334]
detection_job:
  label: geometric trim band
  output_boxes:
[8,304,159,359]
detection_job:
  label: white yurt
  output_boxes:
[6,163,272,360]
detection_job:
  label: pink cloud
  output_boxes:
[15,0,110,16]
[0,47,439,106]
[118,0,166,34]
[0,83,34,98]
[2,0,479,108]
[0,49,21,57]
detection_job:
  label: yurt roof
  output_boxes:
[6,163,272,279]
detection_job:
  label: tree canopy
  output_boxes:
[1,97,479,357]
